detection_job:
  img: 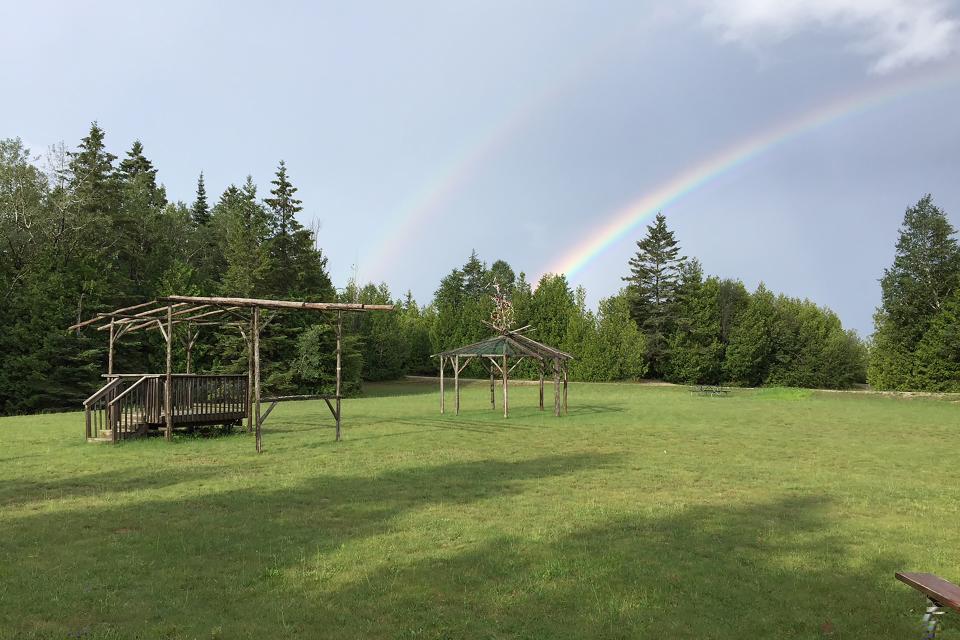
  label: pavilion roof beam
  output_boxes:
[92,302,193,331]
[160,295,394,313]
[124,306,241,334]
[68,299,159,331]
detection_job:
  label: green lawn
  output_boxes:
[2,381,959,639]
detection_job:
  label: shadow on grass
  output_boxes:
[298,495,924,639]
[0,465,230,509]
[1,452,622,637]
[1,457,935,639]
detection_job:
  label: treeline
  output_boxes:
[403,215,868,389]
[0,124,953,415]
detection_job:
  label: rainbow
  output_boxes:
[361,18,659,282]
[545,64,960,281]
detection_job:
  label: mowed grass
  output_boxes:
[2,381,959,639]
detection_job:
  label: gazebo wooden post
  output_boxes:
[335,310,342,441]
[563,363,568,415]
[253,305,262,453]
[489,362,495,410]
[454,354,460,416]
[439,356,445,414]
[538,362,544,411]
[502,353,508,418]
[164,305,173,441]
[553,359,561,417]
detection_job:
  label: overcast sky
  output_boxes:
[3,0,960,335]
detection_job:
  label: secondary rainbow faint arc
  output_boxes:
[545,65,960,281]
[361,18,659,282]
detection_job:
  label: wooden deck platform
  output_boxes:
[85,374,247,443]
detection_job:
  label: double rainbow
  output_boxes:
[546,65,960,280]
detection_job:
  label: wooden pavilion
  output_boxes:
[436,329,573,417]
[69,295,393,452]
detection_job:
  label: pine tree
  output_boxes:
[622,212,686,376]
[219,179,271,297]
[869,195,960,389]
[68,122,119,220]
[118,140,166,208]
[192,172,210,226]
[263,160,333,299]
[116,140,169,297]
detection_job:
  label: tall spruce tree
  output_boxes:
[116,140,168,298]
[263,160,333,299]
[623,212,686,376]
[869,195,960,390]
[192,172,210,225]
[68,122,119,221]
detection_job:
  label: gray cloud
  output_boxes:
[700,0,960,73]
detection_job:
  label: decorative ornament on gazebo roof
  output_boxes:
[489,280,515,334]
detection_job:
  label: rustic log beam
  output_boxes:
[161,295,394,312]
[454,354,460,416]
[439,356,445,414]
[93,302,192,330]
[68,299,158,331]
[123,306,235,334]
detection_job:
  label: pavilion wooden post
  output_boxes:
[454,354,460,415]
[107,318,115,375]
[439,356,445,414]
[245,319,254,433]
[164,305,173,441]
[538,363,545,411]
[335,311,342,441]
[253,305,262,453]
[490,364,495,410]
[502,353,508,418]
[563,363,568,415]
[184,323,194,374]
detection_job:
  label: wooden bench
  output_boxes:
[897,572,960,613]
[897,572,960,638]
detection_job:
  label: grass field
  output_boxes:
[2,380,959,639]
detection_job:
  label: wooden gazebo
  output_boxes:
[436,329,572,418]
[69,295,393,452]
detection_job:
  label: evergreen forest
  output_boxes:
[2,124,958,415]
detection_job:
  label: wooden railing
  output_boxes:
[108,375,162,442]
[85,374,248,442]
[84,377,124,440]
[168,374,247,422]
